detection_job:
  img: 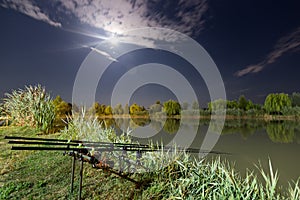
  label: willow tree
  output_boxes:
[264,93,291,114]
[163,100,181,116]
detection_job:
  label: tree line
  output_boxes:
[51,93,300,119]
[2,85,300,132]
[208,93,300,117]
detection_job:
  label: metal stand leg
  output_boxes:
[78,157,84,200]
[70,153,76,194]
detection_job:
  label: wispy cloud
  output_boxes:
[82,45,118,62]
[234,64,264,77]
[0,0,61,27]
[1,0,209,57]
[1,0,208,37]
[144,0,208,36]
[235,27,300,77]
[58,0,209,36]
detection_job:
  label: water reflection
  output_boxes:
[266,121,296,143]
[98,117,300,144]
[222,120,300,143]
[163,118,180,134]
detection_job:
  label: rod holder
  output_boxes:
[78,156,84,200]
[70,152,76,194]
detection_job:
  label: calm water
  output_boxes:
[103,118,300,186]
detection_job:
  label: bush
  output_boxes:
[226,108,243,116]
[3,85,55,133]
[245,109,264,117]
[200,109,211,116]
[282,106,300,116]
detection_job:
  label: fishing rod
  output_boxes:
[5,135,231,199]
[4,135,150,147]
[5,136,230,155]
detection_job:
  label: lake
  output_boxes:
[100,118,300,187]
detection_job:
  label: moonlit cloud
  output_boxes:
[1,0,208,37]
[57,0,209,36]
[235,27,300,77]
[1,0,209,58]
[83,45,118,62]
[0,0,61,27]
[234,64,264,77]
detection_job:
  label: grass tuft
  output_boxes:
[2,85,55,133]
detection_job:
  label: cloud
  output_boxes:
[143,0,208,36]
[234,64,264,77]
[1,0,209,55]
[1,0,208,37]
[235,27,300,77]
[266,27,300,64]
[84,45,118,62]
[0,0,61,27]
[57,0,209,36]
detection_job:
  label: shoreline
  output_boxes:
[94,114,300,121]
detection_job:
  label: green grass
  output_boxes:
[1,126,299,199]
[0,126,141,199]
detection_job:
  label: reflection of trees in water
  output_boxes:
[130,117,151,127]
[163,118,180,134]
[266,121,295,143]
[150,120,163,132]
[295,125,300,144]
[220,120,300,142]
[220,119,265,139]
[99,118,300,143]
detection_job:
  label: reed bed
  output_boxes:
[59,113,300,199]
[2,85,55,133]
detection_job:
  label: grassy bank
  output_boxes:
[1,126,299,199]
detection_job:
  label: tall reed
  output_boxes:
[141,155,300,199]
[3,85,55,133]
[59,112,300,199]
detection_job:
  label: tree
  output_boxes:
[264,93,292,114]
[181,102,189,110]
[246,100,254,111]
[226,100,238,109]
[90,102,106,116]
[104,105,113,115]
[192,101,199,110]
[208,99,226,111]
[124,104,129,114]
[291,92,300,107]
[53,95,72,117]
[149,103,162,113]
[129,103,145,115]
[238,95,248,111]
[163,100,181,116]
[113,104,123,115]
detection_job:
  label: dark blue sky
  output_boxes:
[0,0,300,106]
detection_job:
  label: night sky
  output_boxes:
[0,0,300,107]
